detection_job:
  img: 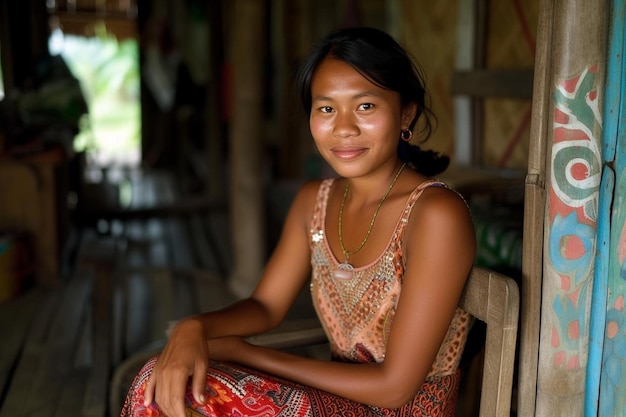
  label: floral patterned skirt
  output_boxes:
[119,356,460,417]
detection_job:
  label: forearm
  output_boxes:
[215,338,418,409]
[184,298,279,341]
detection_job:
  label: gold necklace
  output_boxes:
[334,163,406,280]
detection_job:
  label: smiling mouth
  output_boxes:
[332,147,367,160]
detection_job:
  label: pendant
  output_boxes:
[333,262,354,280]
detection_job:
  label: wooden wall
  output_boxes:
[399,1,459,165]
[483,0,538,169]
[398,0,539,171]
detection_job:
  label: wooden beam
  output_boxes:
[451,68,535,99]
[229,0,267,297]
[51,12,138,40]
[518,0,554,415]
[75,196,226,223]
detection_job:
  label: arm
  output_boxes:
[209,186,476,409]
[144,181,320,417]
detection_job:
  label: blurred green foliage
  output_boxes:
[56,24,140,159]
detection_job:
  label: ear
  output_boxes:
[401,102,418,129]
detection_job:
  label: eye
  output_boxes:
[359,103,374,111]
[318,106,334,113]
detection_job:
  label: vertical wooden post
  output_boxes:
[533,0,608,415]
[228,0,267,297]
[278,0,313,178]
[453,0,477,167]
[453,0,488,167]
[204,0,226,198]
[518,0,554,415]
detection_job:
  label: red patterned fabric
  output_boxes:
[120,357,460,417]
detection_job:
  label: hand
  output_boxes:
[143,317,209,417]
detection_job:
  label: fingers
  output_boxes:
[143,369,156,407]
[142,356,194,417]
[139,318,209,417]
[164,384,187,417]
[191,359,208,405]
[154,369,190,417]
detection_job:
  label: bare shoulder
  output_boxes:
[285,179,327,225]
[416,183,471,219]
[294,179,325,201]
[407,182,476,252]
[291,179,325,210]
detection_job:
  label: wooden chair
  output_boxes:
[110,266,519,417]
[458,266,519,417]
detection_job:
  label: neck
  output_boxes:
[337,162,406,263]
[343,162,406,205]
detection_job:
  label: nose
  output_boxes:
[333,111,359,138]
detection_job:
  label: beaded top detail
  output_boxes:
[309,179,471,376]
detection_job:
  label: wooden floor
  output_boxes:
[0,168,246,417]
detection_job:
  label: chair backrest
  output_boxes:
[460,266,520,417]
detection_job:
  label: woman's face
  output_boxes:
[309,57,415,179]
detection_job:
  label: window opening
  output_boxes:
[48,23,140,168]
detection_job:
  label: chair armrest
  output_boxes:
[245,318,328,350]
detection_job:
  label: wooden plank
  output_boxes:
[82,264,115,417]
[147,269,177,343]
[471,0,488,165]
[122,269,153,355]
[72,236,120,417]
[245,318,326,350]
[79,195,225,223]
[517,0,554,413]
[451,69,535,98]
[230,0,267,298]
[519,178,545,417]
[30,274,92,417]
[0,289,61,417]
[453,0,478,165]
[0,288,47,401]
[121,268,190,355]
[53,369,89,417]
[0,273,92,417]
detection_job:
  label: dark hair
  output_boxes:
[296,27,448,176]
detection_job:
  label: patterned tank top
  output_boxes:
[309,178,471,377]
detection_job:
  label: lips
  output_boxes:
[331,147,367,160]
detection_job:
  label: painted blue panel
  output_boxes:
[598,19,626,412]
[598,165,626,415]
[585,0,625,415]
[601,0,625,163]
[586,167,614,417]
